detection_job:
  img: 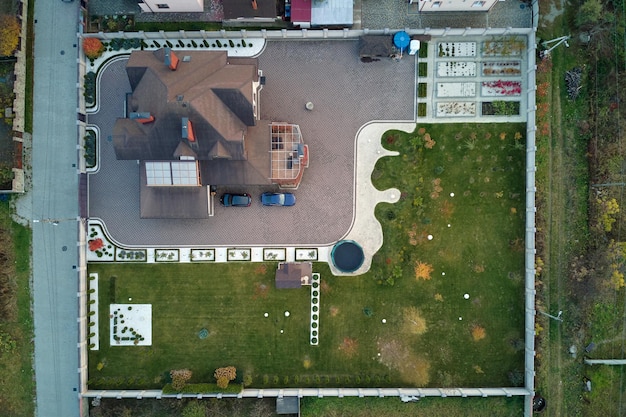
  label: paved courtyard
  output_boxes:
[88,40,415,247]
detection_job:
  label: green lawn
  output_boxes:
[89,123,526,391]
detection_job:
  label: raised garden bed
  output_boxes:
[263,248,286,261]
[482,61,522,76]
[437,62,476,77]
[155,249,179,262]
[417,102,427,118]
[84,128,97,169]
[418,83,428,98]
[481,80,522,97]
[482,38,525,56]
[227,248,251,261]
[436,102,476,117]
[190,249,215,262]
[436,82,476,98]
[116,249,147,262]
[481,101,521,116]
[295,248,318,261]
[438,42,476,57]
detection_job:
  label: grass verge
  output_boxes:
[0,199,34,417]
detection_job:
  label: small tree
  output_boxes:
[0,15,20,56]
[214,366,236,389]
[170,369,192,390]
[414,261,433,281]
[83,38,104,60]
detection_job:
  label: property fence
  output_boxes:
[76,25,538,416]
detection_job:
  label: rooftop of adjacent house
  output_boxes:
[223,0,278,20]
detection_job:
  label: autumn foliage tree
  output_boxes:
[83,37,104,60]
[214,366,236,389]
[170,369,192,390]
[0,15,20,57]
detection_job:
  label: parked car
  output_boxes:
[261,192,296,206]
[220,193,251,207]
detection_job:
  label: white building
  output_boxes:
[138,0,203,13]
[413,0,499,12]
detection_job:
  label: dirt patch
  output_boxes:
[377,338,430,386]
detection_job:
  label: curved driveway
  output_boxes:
[88,41,415,247]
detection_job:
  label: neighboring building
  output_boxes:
[222,0,279,24]
[138,0,204,13]
[413,0,499,12]
[291,0,352,28]
[112,48,308,219]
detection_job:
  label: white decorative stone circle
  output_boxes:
[264,312,269,317]
[450,192,455,197]
[382,319,387,324]
[284,311,290,317]
[464,293,470,299]
[427,235,433,241]
[459,316,463,321]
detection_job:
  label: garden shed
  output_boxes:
[275,262,313,289]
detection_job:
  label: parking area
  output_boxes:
[87,40,415,247]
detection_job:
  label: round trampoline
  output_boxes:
[331,240,365,273]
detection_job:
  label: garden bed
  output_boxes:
[436,102,476,117]
[436,82,476,98]
[190,249,215,262]
[227,248,251,261]
[481,101,521,116]
[482,38,525,56]
[481,81,522,97]
[437,62,476,77]
[438,42,477,57]
[263,248,286,261]
[155,249,179,262]
[482,61,522,76]
[295,248,318,261]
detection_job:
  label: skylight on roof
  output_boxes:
[145,161,200,186]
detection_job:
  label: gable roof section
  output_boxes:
[114,49,258,162]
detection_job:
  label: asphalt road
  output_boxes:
[32,1,82,416]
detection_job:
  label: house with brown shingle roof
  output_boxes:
[112,48,308,219]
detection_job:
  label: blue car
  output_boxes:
[261,192,296,206]
[220,193,251,207]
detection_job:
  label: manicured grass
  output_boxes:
[89,122,525,391]
[301,396,524,417]
[0,200,34,417]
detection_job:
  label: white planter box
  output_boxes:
[87,224,115,261]
[263,248,286,261]
[190,249,215,262]
[436,102,476,117]
[438,42,476,57]
[227,248,251,261]
[296,248,318,261]
[437,62,477,77]
[436,82,476,98]
[155,249,180,262]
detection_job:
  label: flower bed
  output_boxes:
[481,80,522,96]
[155,249,179,262]
[263,248,286,261]
[190,249,215,262]
[436,82,476,98]
[87,225,115,261]
[438,42,476,57]
[482,38,525,56]
[227,248,251,261]
[88,273,99,350]
[481,101,520,116]
[116,249,147,262]
[436,102,476,117]
[296,248,318,261]
[482,61,521,76]
[437,62,476,77]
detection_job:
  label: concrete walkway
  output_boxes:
[29,1,82,417]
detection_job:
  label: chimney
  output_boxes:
[251,0,258,10]
[164,47,179,71]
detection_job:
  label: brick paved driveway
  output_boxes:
[88,41,415,246]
